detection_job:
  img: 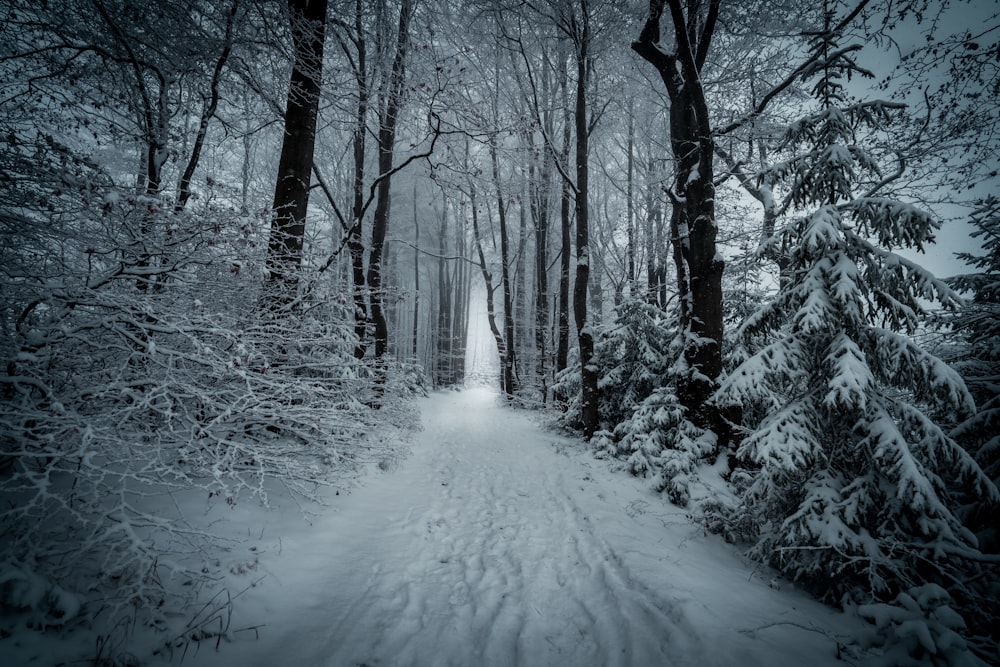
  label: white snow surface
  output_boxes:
[3,388,869,666]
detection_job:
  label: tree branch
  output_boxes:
[716,0,872,137]
[176,0,240,211]
[317,112,443,275]
[311,163,349,231]
[695,0,720,71]
[501,23,580,196]
[386,238,480,266]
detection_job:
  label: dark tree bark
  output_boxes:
[532,131,552,403]
[267,0,328,288]
[572,0,598,438]
[515,184,529,383]
[368,0,414,361]
[632,0,736,450]
[453,213,470,383]
[555,55,572,383]
[449,222,469,384]
[412,184,420,360]
[489,138,517,397]
[342,0,371,358]
[435,200,453,387]
[626,104,636,289]
[469,182,509,393]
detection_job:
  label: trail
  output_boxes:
[186,387,862,667]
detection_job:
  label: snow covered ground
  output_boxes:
[3,387,875,666]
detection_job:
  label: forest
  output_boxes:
[1,0,998,664]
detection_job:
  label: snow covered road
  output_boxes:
[186,387,865,667]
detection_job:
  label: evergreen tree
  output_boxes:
[594,299,676,429]
[553,298,720,507]
[715,16,999,661]
[553,298,673,435]
[586,300,687,480]
[948,197,1000,551]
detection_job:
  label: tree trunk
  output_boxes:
[368,0,413,362]
[626,104,636,290]
[436,202,452,387]
[469,182,508,393]
[453,211,470,383]
[347,0,370,358]
[633,0,736,450]
[412,184,420,360]
[515,185,529,384]
[643,155,667,308]
[490,139,517,398]
[555,56,572,383]
[267,0,328,288]
[573,0,598,439]
[533,132,551,403]
[589,240,603,325]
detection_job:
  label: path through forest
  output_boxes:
[184,387,866,667]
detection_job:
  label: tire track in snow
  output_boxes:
[321,388,705,667]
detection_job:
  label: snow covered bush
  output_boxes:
[0,565,83,628]
[552,299,727,506]
[858,584,976,667]
[552,299,672,434]
[0,132,402,649]
[596,298,676,428]
[600,387,722,508]
[715,26,999,661]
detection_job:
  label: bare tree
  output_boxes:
[266,0,328,287]
[488,128,518,396]
[632,0,733,447]
[368,0,415,363]
[567,0,598,437]
[330,0,374,357]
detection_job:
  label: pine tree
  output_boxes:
[948,197,1000,551]
[553,298,673,435]
[554,298,720,507]
[715,14,999,660]
[595,299,676,428]
[587,299,688,481]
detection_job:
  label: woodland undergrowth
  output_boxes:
[0,132,420,657]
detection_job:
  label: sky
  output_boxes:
[855,0,999,280]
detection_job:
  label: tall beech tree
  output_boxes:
[556,51,573,387]
[532,92,554,401]
[488,133,518,396]
[467,169,513,395]
[329,0,373,357]
[267,0,328,287]
[571,0,597,437]
[368,0,415,360]
[534,0,598,435]
[632,0,731,448]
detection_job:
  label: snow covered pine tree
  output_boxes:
[949,196,1000,545]
[715,15,1000,664]
[576,298,717,507]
